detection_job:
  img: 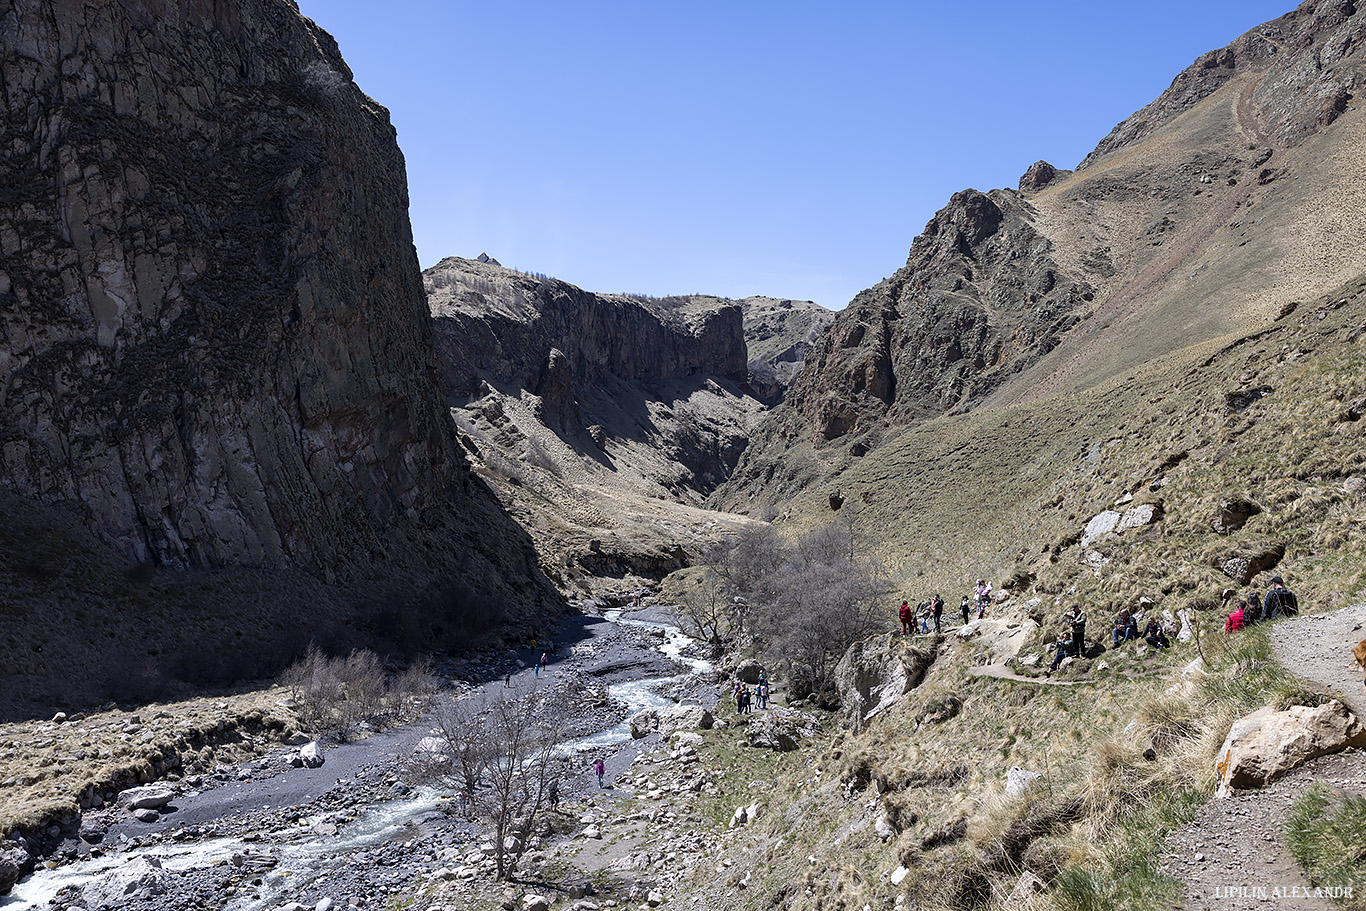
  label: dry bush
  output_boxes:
[280,645,434,738]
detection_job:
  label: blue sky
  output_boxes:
[297,1,1295,310]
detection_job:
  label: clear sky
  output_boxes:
[296,1,1295,310]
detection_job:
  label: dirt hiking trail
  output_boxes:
[1161,602,1366,910]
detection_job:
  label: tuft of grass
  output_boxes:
[1285,784,1366,909]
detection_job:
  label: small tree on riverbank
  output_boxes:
[411,680,571,880]
[478,681,571,879]
[688,520,885,702]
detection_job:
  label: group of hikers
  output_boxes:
[732,669,771,713]
[897,580,995,635]
[1043,576,1299,673]
[1224,576,1299,632]
[1046,604,1172,672]
[895,574,1301,674]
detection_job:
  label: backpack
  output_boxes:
[1264,587,1298,619]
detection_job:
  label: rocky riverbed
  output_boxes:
[1,606,735,911]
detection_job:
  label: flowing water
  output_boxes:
[2,614,714,909]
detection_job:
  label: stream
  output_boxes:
[2,611,715,910]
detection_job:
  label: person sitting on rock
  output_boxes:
[1224,602,1245,634]
[1112,609,1139,646]
[1047,630,1073,673]
[1262,576,1299,620]
[1244,591,1263,626]
[1144,617,1169,649]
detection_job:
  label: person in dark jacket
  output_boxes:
[1047,630,1073,673]
[1144,618,1169,648]
[1064,604,1087,658]
[960,596,972,626]
[1112,609,1139,646]
[931,595,944,633]
[1262,576,1299,620]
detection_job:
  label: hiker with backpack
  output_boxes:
[1262,576,1299,620]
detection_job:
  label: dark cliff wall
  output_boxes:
[1,0,456,570]
[426,257,748,409]
[0,0,556,712]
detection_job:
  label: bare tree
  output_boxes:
[675,568,729,658]
[691,519,886,703]
[764,544,884,702]
[411,691,493,798]
[476,681,571,880]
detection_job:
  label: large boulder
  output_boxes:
[81,856,170,910]
[629,704,713,738]
[118,785,174,810]
[1214,542,1285,584]
[1216,700,1366,797]
[835,634,935,729]
[746,706,821,751]
[299,741,325,769]
[0,842,32,896]
[733,659,766,684]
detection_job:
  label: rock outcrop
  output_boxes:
[835,634,936,729]
[0,0,555,711]
[1216,700,1366,797]
[740,297,834,405]
[426,257,761,501]
[771,187,1091,444]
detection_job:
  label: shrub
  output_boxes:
[279,645,435,738]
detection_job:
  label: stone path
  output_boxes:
[1161,602,1366,910]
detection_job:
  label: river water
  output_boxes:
[1,613,713,909]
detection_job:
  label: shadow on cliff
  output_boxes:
[0,487,564,723]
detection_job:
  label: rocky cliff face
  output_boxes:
[783,188,1092,444]
[741,296,834,406]
[715,0,1366,545]
[426,257,758,499]
[0,0,554,710]
[427,257,747,404]
[1080,0,1363,167]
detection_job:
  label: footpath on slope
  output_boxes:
[1161,602,1366,911]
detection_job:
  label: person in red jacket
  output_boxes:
[898,601,912,635]
[1225,603,1245,634]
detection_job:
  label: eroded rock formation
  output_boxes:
[785,188,1092,443]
